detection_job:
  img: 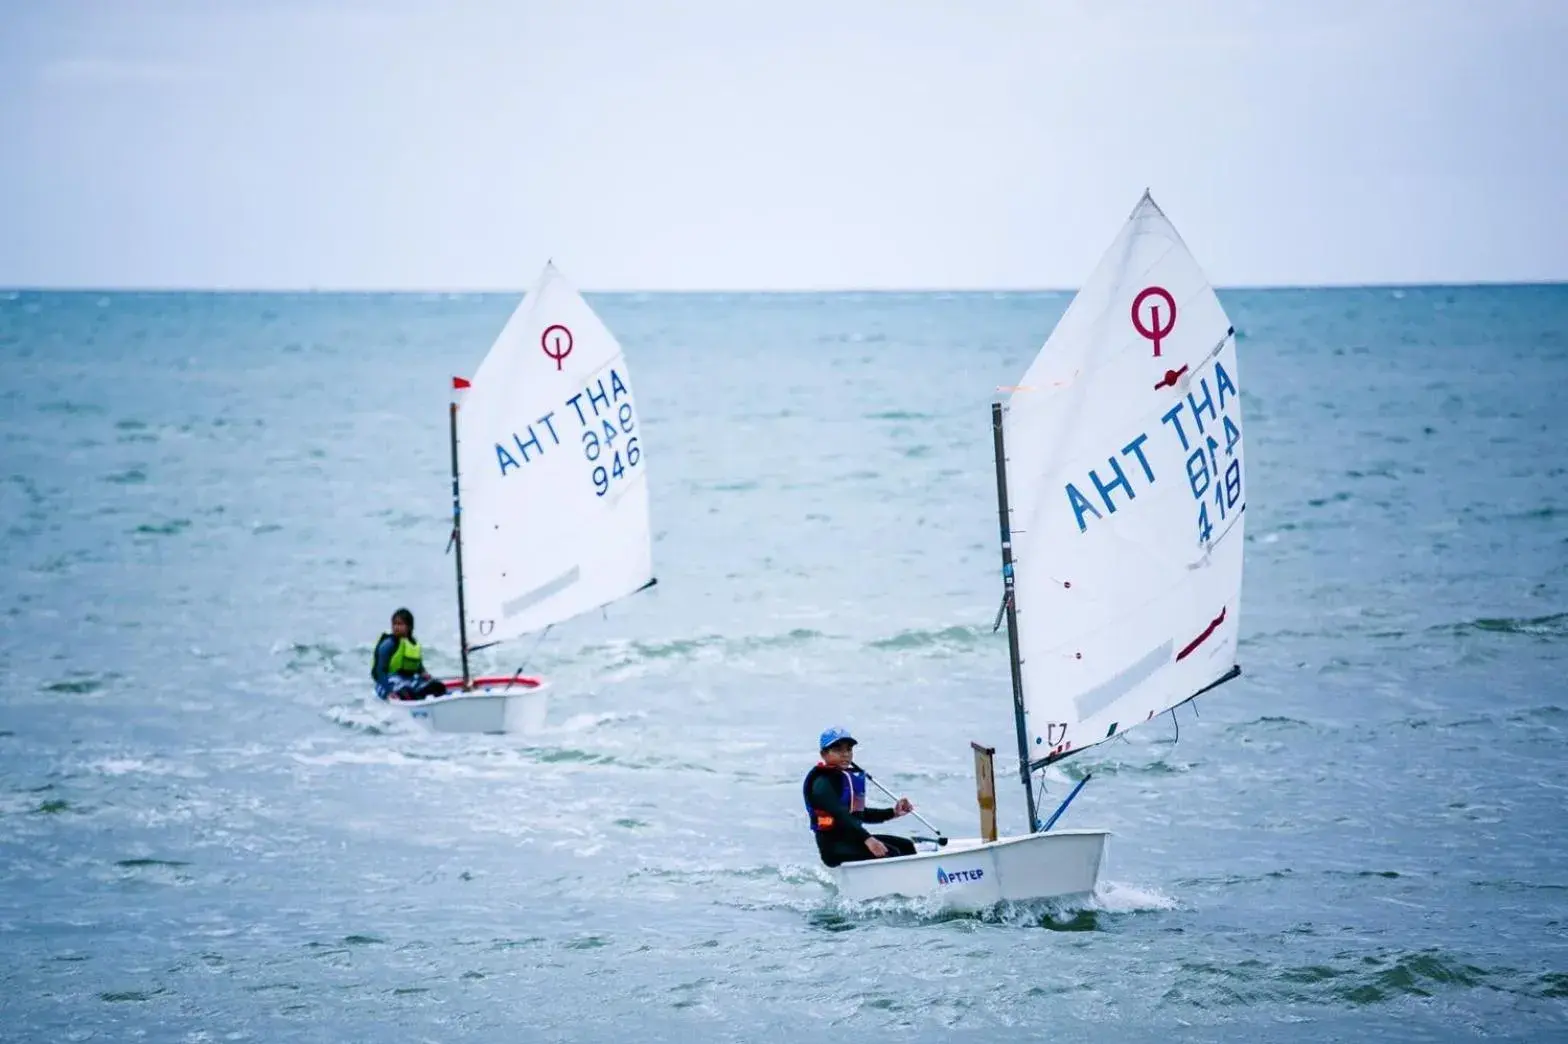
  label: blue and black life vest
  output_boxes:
[802,763,867,832]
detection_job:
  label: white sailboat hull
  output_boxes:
[396,677,550,735]
[832,829,1108,910]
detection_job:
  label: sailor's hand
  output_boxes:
[894,798,914,816]
[865,837,889,857]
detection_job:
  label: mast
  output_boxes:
[991,401,1038,832]
[449,400,472,689]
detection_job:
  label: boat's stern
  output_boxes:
[835,838,1006,908]
[413,677,552,734]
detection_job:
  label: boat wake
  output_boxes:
[320,700,404,736]
[794,872,1179,930]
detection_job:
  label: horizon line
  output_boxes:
[3,278,1565,296]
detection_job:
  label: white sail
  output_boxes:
[455,262,654,650]
[1003,191,1244,764]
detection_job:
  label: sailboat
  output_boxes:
[395,262,657,734]
[834,191,1246,908]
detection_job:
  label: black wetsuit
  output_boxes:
[806,771,917,867]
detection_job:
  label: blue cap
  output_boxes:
[819,726,857,750]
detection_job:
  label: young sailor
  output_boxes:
[803,726,916,867]
[370,608,447,701]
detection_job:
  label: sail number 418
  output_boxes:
[1187,418,1242,545]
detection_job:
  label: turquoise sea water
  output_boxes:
[1,285,1565,1041]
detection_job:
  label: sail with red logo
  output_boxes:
[397,261,658,735]
[1000,189,1245,784]
[833,191,1245,910]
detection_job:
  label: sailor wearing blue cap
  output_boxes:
[802,726,916,866]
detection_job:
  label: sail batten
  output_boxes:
[1001,193,1246,764]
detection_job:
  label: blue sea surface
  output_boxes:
[1,285,1565,1041]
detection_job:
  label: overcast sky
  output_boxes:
[2,0,1564,290]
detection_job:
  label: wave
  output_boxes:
[1439,612,1568,638]
[1166,946,1566,1007]
[582,628,830,669]
[867,624,991,654]
[864,409,934,421]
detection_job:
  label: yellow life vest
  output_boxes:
[384,636,423,676]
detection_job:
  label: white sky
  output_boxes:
[2,0,1565,290]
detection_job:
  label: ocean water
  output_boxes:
[1,284,1565,1042]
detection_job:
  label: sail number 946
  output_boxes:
[581,402,641,496]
